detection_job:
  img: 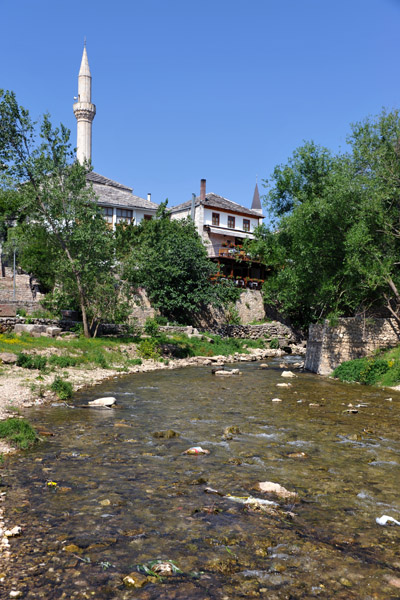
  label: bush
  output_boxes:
[269,338,280,349]
[333,357,390,385]
[50,376,73,400]
[155,315,168,326]
[143,317,160,337]
[16,352,47,370]
[137,339,160,359]
[0,418,38,449]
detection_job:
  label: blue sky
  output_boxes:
[2,0,400,210]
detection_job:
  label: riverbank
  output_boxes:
[0,335,303,455]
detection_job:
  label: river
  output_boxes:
[1,357,400,599]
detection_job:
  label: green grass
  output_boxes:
[0,418,38,449]
[0,331,266,372]
[333,346,400,387]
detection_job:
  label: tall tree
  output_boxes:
[118,203,218,324]
[248,109,400,329]
[0,89,119,337]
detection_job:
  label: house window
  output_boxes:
[212,212,220,226]
[143,214,152,221]
[228,216,235,229]
[116,208,133,224]
[243,219,250,232]
[102,207,113,224]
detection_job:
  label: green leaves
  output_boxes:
[250,109,400,329]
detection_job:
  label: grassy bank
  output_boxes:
[0,330,273,375]
[332,346,400,387]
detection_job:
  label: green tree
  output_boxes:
[248,109,400,329]
[0,90,120,337]
[119,203,218,324]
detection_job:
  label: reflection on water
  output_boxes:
[1,359,400,599]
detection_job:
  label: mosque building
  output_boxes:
[73,44,158,227]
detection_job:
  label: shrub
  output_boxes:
[143,317,160,337]
[269,338,280,349]
[137,339,160,359]
[50,376,73,400]
[17,352,47,370]
[155,315,168,326]
[333,357,390,385]
[0,418,38,449]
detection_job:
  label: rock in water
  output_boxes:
[256,481,298,499]
[88,397,116,407]
[123,573,148,588]
[281,371,296,378]
[214,369,240,376]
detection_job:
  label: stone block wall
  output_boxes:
[304,317,400,375]
[0,269,45,305]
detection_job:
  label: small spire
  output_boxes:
[251,182,262,212]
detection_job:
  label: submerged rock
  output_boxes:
[123,572,148,588]
[152,430,180,439]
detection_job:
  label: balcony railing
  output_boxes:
[207,244,254,260]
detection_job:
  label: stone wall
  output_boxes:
[209,322,300,343]
[304,317,400,375]
[235,289,265,324]
[0,269,45,305]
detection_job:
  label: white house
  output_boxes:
[170,179,266,287]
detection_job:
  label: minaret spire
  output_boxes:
[73,42,96,164]
[251,181,263,214]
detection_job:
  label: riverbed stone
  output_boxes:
[152,429,180,439]
[256,481,298,499]
[123,572,148,588]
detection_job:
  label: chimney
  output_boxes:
[200,178,206,202]
[147,193,151,202]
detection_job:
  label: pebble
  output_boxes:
[4,526,21,537]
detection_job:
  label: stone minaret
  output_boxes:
[73,43,96,163]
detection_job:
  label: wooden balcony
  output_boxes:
[208,245,253,260]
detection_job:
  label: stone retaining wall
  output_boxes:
[304,317,400,375]
[208,322,300,343]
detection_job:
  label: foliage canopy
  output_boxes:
[246,109,400,330]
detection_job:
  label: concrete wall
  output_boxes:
[304,317,400,375]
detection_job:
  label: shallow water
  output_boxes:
[2,359,400,599]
